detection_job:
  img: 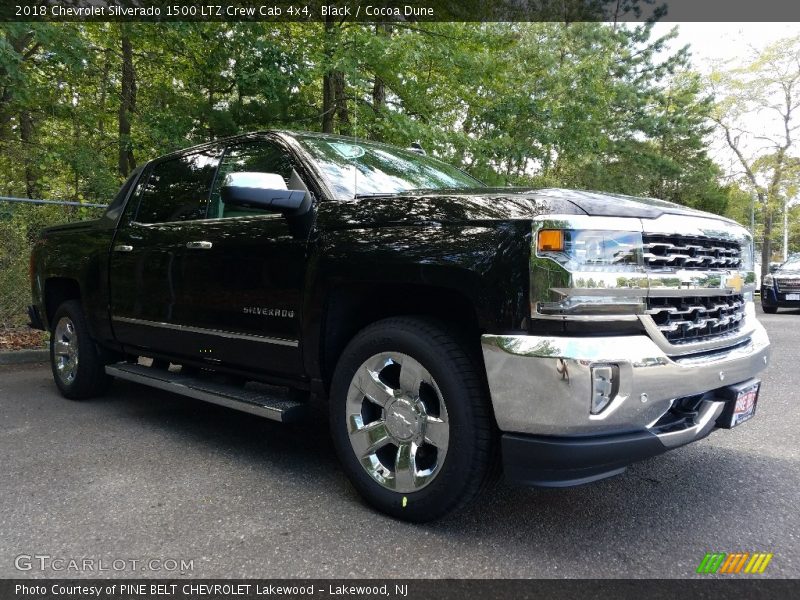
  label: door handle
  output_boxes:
[186,241,213,250]
[114,244,133,252]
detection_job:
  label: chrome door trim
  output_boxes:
[111,316,299,348]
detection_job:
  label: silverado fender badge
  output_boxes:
[242,307,295,318]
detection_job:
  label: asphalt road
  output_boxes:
[0,305,798,579]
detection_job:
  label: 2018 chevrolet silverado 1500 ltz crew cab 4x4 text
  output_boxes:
[29,131,771,521]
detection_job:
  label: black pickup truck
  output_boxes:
[30,131,770,521]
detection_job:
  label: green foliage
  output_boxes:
[0,203,104,328]
[0,21,726,203]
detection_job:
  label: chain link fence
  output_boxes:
[0,199,106,331]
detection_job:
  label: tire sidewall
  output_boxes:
[330,320,487,521]
[50,300,107,399]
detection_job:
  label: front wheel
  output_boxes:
[50,300,112,400]
[329,317,497,522]
[762,305,778,314]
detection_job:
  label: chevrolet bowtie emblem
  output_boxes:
[725,273,744,293]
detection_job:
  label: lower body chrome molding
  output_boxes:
[111,315,299,347]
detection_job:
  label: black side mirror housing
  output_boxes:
[221,172,307,214]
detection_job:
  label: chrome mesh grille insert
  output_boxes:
[642,234,741,270]
[776,278,800,293]
[646,294,745,344]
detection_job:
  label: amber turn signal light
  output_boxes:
[537,229,564,252]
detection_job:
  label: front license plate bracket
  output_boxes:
[716,379,760,429]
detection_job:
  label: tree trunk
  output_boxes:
[321,17,349,135]
[19,110,38,198]
[333,70,350,135]
[372,76,385,112]
[322,72,335,133]
[322,18,335,133]
[98,47,110,137]
[762,204,773,272]
[118,24,137,177]
[371,24,390,117]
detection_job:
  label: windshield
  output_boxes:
[294,134,484,199]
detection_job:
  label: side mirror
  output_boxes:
[221,172,307,213]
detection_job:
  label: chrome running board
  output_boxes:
[105,363,307,423]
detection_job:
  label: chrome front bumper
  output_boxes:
[481,311,770,439]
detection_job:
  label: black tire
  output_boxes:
[329,317,498,522]
[49,300,112,400]
[762,305,778,314]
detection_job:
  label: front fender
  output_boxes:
[302,220,532,384]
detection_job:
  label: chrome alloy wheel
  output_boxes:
[53,316,79,385]
[346,352,450,493]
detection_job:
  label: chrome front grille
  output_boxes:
[642,234,741,270]
[646,294,745,344]
[776,278,800,293]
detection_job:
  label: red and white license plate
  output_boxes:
[729,382,759,428]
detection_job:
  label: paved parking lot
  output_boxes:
[0,306,798,578]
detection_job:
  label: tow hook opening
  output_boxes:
[651,392,714,434]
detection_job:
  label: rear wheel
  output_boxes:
[762,305,778,314]
[330,317,497,522]
[50,300,112,400]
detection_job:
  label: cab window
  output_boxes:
[134,149,221,224]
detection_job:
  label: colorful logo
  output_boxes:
[697,552,773,574]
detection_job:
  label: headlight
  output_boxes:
[536,229,643,272]
[763,274,774,287]
[740,239,755,272]
[533,228,646,318]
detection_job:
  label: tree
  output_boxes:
[709,35,800,274]
[0,21,729,209]
[118,23,136,177]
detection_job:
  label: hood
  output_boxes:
[319,188,581,228]
[407,186,730,222]
[776,264,800,275]
[319,186,736,229]
[530,188,736,222]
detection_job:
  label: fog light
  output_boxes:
[591,364,617,415]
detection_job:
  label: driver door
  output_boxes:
[172,138,310,376]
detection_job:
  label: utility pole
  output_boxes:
[784,195,790,262]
